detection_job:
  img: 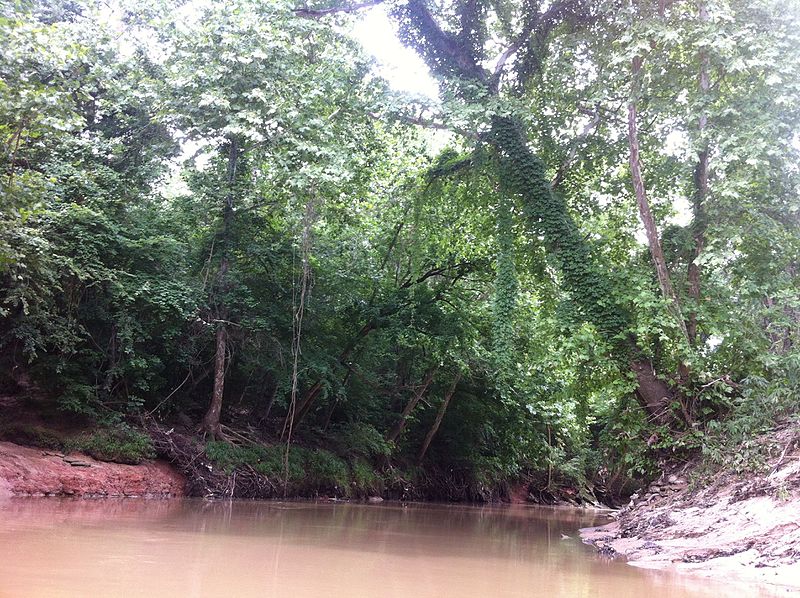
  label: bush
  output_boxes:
[0,423,67,450]
[329,422,392,459]
[0,420,155,465]
[74,427,155,464]
[206,441,302,479]
[701,353,800,474]
[351,459,384,496]
[303,449,351,494]
[205,441,356,496]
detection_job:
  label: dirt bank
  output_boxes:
[581,422,800,591]
[0,441,186,498]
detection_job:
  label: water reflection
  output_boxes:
[0,499,783,598]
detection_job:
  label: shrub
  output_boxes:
[205,441,354,496]
[351,459,383,496]
[329,422,392,459]
[303,448,350,494]
[74,427,155,464]
[0,423,66,450]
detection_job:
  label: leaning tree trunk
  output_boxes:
[416,372,460,464]
[490,116,674,423]
[394,0,677,424]
[628,55,690,348]
[687,1,711,347]
[294,0,681,425]
[201,137,239,438]
[385,367,437,444]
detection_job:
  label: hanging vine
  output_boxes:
[493,192,518,380]
[282,192,316,493]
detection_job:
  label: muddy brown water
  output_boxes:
[0,499,784,597]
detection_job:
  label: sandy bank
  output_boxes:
[581,424,800,592]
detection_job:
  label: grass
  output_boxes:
[0,422,155,464]
[73,428,155,465]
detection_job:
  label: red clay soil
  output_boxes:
[0,441,185,498]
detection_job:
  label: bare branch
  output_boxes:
[551,108,601,189]
[368,111,481,140]
[492,43,521,81]
[294,0,385,18]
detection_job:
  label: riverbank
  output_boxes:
[2,430,799,594]
[580,421,800,591]
[0,441,185,498]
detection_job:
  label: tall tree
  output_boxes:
[327,0,678,421]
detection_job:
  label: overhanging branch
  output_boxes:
[294,0,385,18]
[368,111,481,141]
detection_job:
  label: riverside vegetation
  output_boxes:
[0,0,798,508]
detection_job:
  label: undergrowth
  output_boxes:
[205,441,375,497]
[701,353,800,475]
[0,423,155,464]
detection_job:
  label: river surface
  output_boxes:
[0,498,784,597]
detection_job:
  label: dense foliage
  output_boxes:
[1,0,797,500]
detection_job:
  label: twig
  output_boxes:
[769,439,796,476]
[146,371,192,416]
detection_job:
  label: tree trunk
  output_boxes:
[416,373,460,464]
[201,137,239,438]
[385,367,437,444]
[629,357,674,424]
[203,310,228,438]
[687,1,710,347]
[628,56,690,347]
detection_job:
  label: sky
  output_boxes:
[351,6,439,100]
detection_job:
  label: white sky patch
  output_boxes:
[669,194,692,227]
[352,7,439,100]
[664,130,687,157]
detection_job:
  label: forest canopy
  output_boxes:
[1,0,798,500]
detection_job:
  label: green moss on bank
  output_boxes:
[75,428,155,464]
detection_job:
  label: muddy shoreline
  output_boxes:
[579,443,800,592]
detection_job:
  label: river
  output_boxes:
[0,499,784,597]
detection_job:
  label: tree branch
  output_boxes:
[402,0,488,83]
[491,12,543,87]
[551,108,601,189]
[369,111,481,140]
[294,0,385,18]
[499,0,586,89]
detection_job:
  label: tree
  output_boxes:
[298,0,678,420]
